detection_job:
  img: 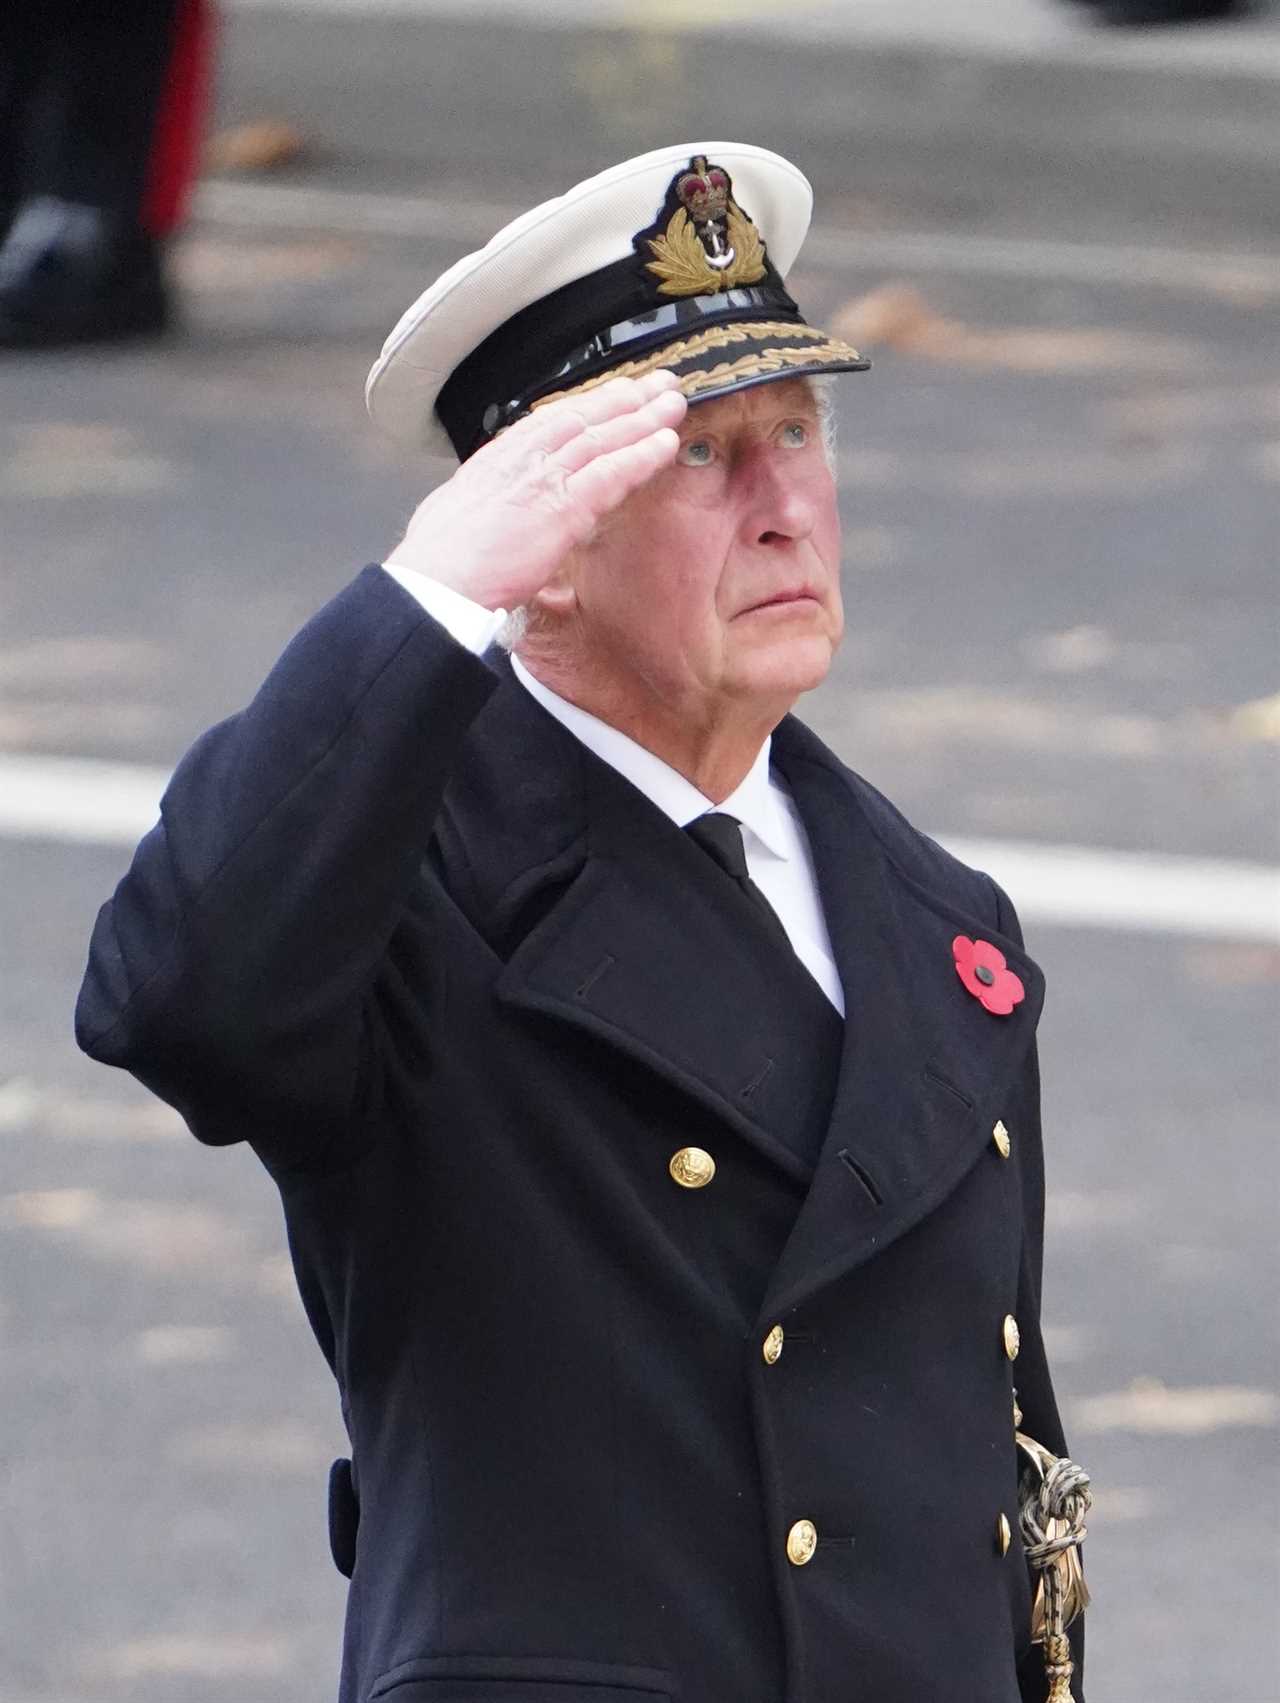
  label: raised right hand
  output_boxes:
[387,369,687,611]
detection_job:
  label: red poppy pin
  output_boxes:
[952,935,1025,1017]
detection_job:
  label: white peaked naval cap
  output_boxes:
[366,140,869,461]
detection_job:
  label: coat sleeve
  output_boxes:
[988,877,1086,1703]
[74,565,499,1169]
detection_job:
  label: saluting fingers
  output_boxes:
[519,369,683,459]
[553,385,686,478]
[562,426,682,523]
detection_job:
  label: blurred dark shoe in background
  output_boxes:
[0,196,170,349]
[1065,0,1250,22]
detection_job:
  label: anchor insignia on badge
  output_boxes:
[676,159,736,270]
[643,155,767,297]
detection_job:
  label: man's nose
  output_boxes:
[737,451,817,547]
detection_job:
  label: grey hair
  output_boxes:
[496,373,839,653]
[497,605,529,650]
[806,373,839,468]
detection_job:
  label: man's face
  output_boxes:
[548,377,843,726]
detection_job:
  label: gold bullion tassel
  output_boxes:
[1016,1431,1092,1703]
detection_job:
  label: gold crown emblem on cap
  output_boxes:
[676,160,731,224]
[644,155,767,298]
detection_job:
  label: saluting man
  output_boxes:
[76,143,1086,1703]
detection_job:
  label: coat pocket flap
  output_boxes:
[369,1655,673,1702]
[327,1456,358,1579]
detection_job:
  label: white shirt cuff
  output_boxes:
[382,562,508,655]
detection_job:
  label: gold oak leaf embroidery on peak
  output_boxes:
[528,324,849,412]
[724,204,765,286]
[646,206,769,297]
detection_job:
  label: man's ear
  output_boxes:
[529,560,577,618]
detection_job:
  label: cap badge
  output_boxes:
[643,156,767,298]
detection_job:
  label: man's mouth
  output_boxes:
[741,587,820,614]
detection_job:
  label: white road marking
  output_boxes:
[195,180,1280,299]
[0,752,169,846]
[3,751,1276,942]
[944,836,1280,943]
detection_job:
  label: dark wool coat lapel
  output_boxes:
[437,666,1046,1320]
[440,665,834,1181]
[765,715,1045,1318]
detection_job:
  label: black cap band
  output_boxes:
[436,249,798,459]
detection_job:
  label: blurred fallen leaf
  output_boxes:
[169,1419,332,1473]
[1092,1486,1156,1523]
[0,422,178,498]
[831,283,943,349]
[89,1634,296,1683]
[1101,385,1280,435]
[2,1188,100,1230]
[1072,1379,1278,1436]
[1200,269,1279,308]
[831,283,1194,374]
[1228,692,1280,742]
[0,635,168,689]
[1256,442,1280,482]
[176,235,357,291]
[205,119,306,173]
[134,1325,236,1365]
[0,1077,40,1131]
[1182,944,1280,986]
[1022,625,1117,675]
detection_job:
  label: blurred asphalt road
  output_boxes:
[1,3,1277,1700]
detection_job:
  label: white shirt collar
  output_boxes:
[510,654,791,861]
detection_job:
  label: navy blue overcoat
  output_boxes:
[77,566,1082,1703]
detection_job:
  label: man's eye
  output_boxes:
[678,439,715,466]
[781,422,810,449]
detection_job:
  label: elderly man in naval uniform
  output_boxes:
[76,143,1087,1703]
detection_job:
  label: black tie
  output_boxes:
[685,813,794,956]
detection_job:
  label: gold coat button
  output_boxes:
[1002,1314,1021,1361]
[762,1324,785,1365]
[786,1519,818,1566]
[992,1119,1011,1159]
[996,1512,1012,1556]
[669,1146,716,1189]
